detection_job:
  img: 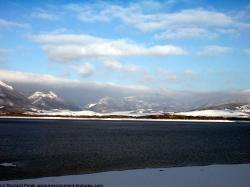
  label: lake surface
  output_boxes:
[0,118,250,180]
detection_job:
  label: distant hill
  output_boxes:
[85,95,192,113]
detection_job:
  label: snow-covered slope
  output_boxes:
[0,81,13,90]
[182,102,250,118]
[196,102,250,111]
[176,109,249,118]
[29,91,80,111]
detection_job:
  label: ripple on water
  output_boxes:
[0,163,16,167]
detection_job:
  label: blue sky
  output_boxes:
[0,0,250,92]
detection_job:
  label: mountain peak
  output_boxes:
[0,80,14,90]
[29,91,58,100]
[28,90,80,111]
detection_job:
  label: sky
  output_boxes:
[0,0,250,93]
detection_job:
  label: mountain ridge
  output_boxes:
[1,81,250,117]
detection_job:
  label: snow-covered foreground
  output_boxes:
[176,109,249,118]
[1,164,250,187]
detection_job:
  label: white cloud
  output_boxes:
[197,45,233,57]
[0,48,9,54]
[72,63,94,77]
[155,69,198,83]
[0,69,149,92]
[183,69,196,76]
[127,8,239,32]
[32,34,104,44]
[0,69,70,84]
[32,11,60,21]
[0,48,9,64]
[78,11,111,22]
[244,48,250,55]
[32,33,187,63]
[140,73,157,84]
[183,69,197,78]
[155,27,217,40]
[66,2,250,39]
[159,69,177,81]
[103,60,142,73]
[47,28,68,34]
[216,28,239,36]
[0,18,28,28]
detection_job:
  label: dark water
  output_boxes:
[0,118,250,180]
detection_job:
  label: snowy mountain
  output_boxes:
[85,96,135,113]
[85,95,192,113]
[29,91,58,101]
[0,81,80,113]
[1,80,250,118]
[0,81,34,113]
[83,92,250,118]
[28,91,80,111]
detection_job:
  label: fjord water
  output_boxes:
[0,119,250,180]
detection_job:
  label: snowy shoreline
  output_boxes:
[1,164,250,187]
[0,115,239,123]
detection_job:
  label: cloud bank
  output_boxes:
[32,34,187,63]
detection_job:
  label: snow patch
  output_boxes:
[0,81,13,90]
[87,103,97,108]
